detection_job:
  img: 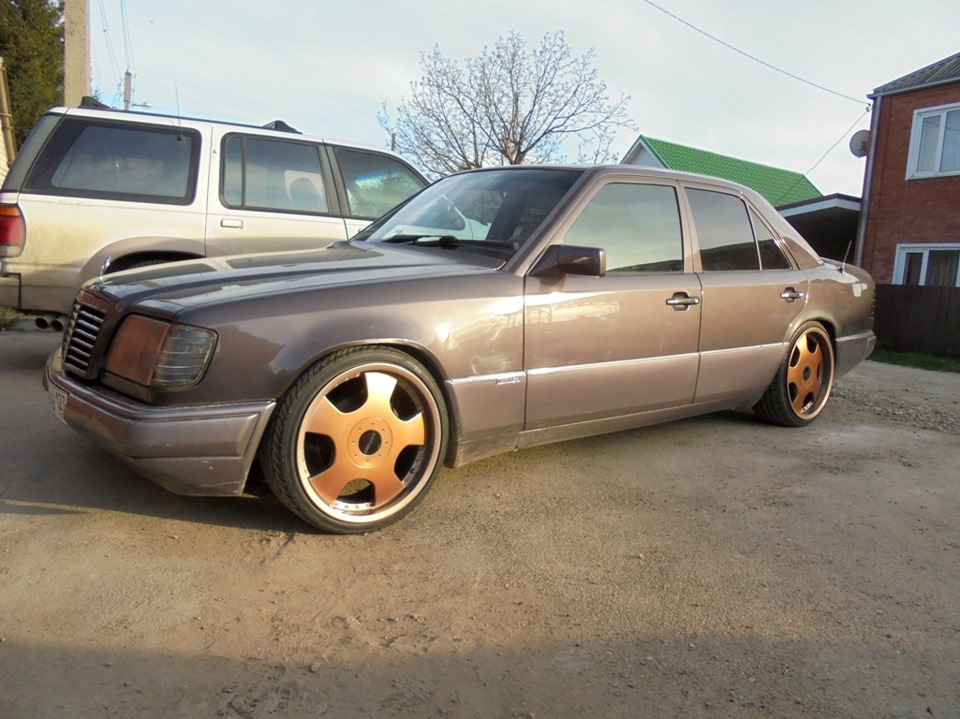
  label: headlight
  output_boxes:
[105,315,217,389]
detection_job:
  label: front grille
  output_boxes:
[62,301,107,378]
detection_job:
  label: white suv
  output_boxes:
[0,104,427,325]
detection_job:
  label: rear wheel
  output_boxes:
[262,347,447,533]
[754,321,835,427]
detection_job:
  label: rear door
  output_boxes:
[685,185,808,402]
[204,130,350,256]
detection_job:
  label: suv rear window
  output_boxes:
[22,118,200,205]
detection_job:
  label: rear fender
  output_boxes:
[81,237,207,282]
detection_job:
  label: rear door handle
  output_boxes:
[220,218,244,229]
[780,287,805,302]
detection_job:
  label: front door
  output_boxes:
[523,180,702,433]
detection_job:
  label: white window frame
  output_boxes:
[893,243,960,286]
[906,102,960,180]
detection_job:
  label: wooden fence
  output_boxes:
[873,284,960,357]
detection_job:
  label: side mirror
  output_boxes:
[530,245,606,278]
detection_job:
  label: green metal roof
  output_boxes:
[639,136,821,207]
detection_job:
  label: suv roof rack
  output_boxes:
[80,96,112,110]
[262,120,301,134]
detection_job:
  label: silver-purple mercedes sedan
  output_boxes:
[44,165,876,533]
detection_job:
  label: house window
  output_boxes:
[907,103,960,179]
[895,244,960,286]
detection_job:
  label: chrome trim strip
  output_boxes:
[526,351,699,377]
[698,342,785,359]
[451,345,785,383]
[449,371,525,386]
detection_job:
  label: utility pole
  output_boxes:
[0,58,15,171]
[64,0,91,105]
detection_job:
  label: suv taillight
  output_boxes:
[0,204,25,257]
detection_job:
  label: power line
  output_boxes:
[641,0,865,105]
[119,0,136,73]
[771,108,871,205]
[800,109,871,179]
[96,0,122,85]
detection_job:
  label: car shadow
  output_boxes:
[0,429,314,533]
[0,331,317,533]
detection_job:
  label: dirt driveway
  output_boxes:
[1,331,958,718]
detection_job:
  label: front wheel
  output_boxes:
[262,347,448,533]
[753,321,835,427]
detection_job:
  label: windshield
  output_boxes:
[356,167,582,258]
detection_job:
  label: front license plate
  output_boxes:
[49,385,68,425]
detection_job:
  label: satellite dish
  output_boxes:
[849,129,871,158]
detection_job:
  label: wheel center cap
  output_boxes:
[358,429,382,455]
[349,418,393,468]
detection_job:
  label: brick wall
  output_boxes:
[861,83,960,282]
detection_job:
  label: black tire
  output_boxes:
[753,321,835,427]
[261,346,448,533]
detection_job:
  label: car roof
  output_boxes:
[45,105,407,159]
[453,164,823,269]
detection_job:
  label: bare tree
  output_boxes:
[380,31,633,178]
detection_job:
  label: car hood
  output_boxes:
[89,241,503,313]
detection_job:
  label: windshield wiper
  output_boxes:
[380,234,519,258]
[381,234,459,245]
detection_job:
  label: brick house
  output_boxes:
[857,52,960,286]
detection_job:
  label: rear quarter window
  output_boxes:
[22,118,200,205]
[1,114,61,192]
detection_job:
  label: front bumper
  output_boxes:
[44,349,276,496]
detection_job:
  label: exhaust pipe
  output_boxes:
[33,314,65,332]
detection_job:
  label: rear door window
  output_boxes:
[686,188,760,271]
[23,118,200,204]
[222,136,330,214]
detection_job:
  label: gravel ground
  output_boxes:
[833,360,960,433]
[1,332,958,719]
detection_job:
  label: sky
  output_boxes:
[87,0,960,198]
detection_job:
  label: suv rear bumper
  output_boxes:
[44,349,276,496]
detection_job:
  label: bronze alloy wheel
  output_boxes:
[753,321,835,428]
[263,347,447,533]
[786,326,831,417]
